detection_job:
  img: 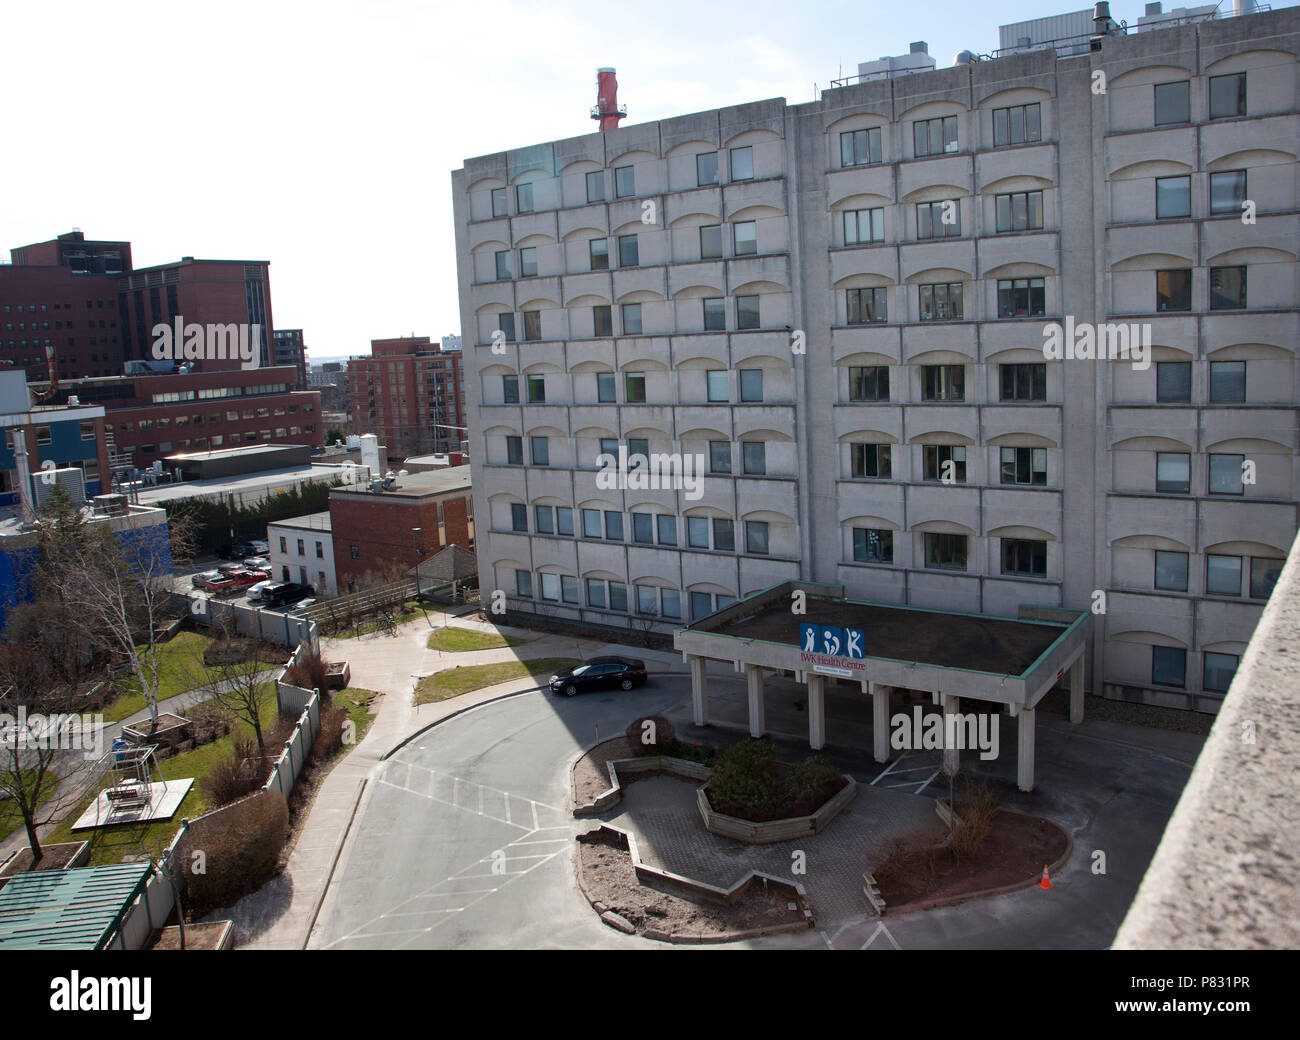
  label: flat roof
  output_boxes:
[165,444,295,462]
[702,595,1064,677]
[0,862,152,950]
[332,466,471,499]
[136,463,357,504]
[269,510,332,532]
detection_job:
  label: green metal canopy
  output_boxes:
[0,862,152,950]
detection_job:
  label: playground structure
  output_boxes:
[71,741,193,833]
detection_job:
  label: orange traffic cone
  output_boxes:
[1039,865,1052,890]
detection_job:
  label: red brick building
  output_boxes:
[273,328,308,388]
[32,366,322,470]
[0,264,124,381]
[330,468,473,592]
[347,336,465,461]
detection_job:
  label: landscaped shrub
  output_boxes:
[788,755,842,804]
[949,778,1000,861]
[284,646,329,696]
[311,704,349,762]
[200,738,268,807]
[178,789,289,916]
[625,714,675,753]
[706,741,847,821]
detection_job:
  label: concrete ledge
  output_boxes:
[697,777,857,844]
[1114,531,1300,950]
[572,751,710,816]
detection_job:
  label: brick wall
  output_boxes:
[332,490,473,591]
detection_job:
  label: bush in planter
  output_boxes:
[624,714,675,754]
[706,739,788,820]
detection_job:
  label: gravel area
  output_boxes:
[1038,690,1214,735]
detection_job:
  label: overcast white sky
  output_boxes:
[3,0,1289,360]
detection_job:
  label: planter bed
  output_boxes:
[698,778,857,844]
[122,713,193,747]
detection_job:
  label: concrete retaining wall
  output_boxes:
[697,778,857,844]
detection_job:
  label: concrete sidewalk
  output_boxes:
[231,613,685,948]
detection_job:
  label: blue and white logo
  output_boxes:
[800,623,866,659]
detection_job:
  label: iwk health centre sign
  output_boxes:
[799,623,867,678]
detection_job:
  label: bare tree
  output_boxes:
[188,621,274,755]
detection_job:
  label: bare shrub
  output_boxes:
[284,646,328,695]
[624,714,675,753]
[949,779,1000,861]
[178,789,289,916]
[311,704,349,762]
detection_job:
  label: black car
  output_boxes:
[549,657,647,696]
[263,582,313,609]
[217,542,256,561]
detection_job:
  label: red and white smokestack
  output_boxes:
[591,67,627,132]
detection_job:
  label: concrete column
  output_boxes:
[1069,655,1085,724]
[940,693,960,777]
[689,654,709,727]
[745,663,765,738]
[1018,705,1037,792]
[807,674,825,750]
[871,682,890,763]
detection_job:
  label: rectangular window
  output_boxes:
[1000,362,1047,401]
[1152,646,1186,688]
[1206,554,1242,596]
[1156,270,1192,312]
[1250,556,1282,600]
[35,426,50,445]
[706,370,729,402]
[615,165,635,198]
[745,520,769,555]
[713,519,735,552]
[1209,170,1247,216]
[526,374,545,403]
[736,295,760,330]
[636,585,658,616]
[925,532,968,571]
[540,573,560,602]
[1208,72,1246,119]
[1156,452,1190,493]
[1156,361,1192,403]
[586,170,605,203]
[691,591,714,620]
[593,306,613,337]
[625,372,647,403]
[733,221,757,256]
[557,508,574,537]
[1000,446,1047,486]
[741,441,766,475]
[853,528,893,563]
[916,201,960,240]
[730,146,754,181]
[699,224,723,260]
[582,508,602,538]
[1002,539,1047,577]
[708,441,731,474]
[1154,550,1189,591]
[1154,81,1190,125]
[279,537,287,553]
[696,152,719,186]
[632,513,654,544]
[617,234,639,267]
[505,435,523,465]
[997,277,1046,318]
[596,371,616,402]
[491,188,507,217]
[921,364,964,402]
[534,505,554,535]
[656,514,676,546]
[510,503,528,532]
[992,103,1041,147]
[515,182,534,213]
[604,511,624,541]
[316,542,323,559]
[515,569,532,597]
[530,436,549,466]
[843,208,884,245]
[840,127,883,167]
[852,443,891,479]
[703,298,726,331]
[1208,453,1245,495]
[608,581,628,612]
[913,116,958,157]
[918,282,963,321]
[1209,360,1246,403]
[519,246,538,277]
[586,578,607,609]
[1203,652,1239,694]
[1155,176,1191,219]
[589,238,609,270]
[627,437,649,460]
[739,368,763,402]
[849,365,889,402]
[846,287,887,324]
[522,309,542,341]
[923,444,966,482]
[687,516,710,548]
[621,303,643,335]
[1209,266,1246,310]
[995,191,1044,233]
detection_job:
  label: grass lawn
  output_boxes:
[43,682,281,867]
[414,658,579,706]
[0,768,60,844]
[332,687,378,747]
[426,627,529,652]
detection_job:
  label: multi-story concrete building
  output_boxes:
[273,328,308,387]
[347,337,466,461]
[452,5,1299,711]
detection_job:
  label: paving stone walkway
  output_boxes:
[600,774,936,925]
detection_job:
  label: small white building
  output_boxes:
[267,511,335,595]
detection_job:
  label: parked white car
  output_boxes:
[246,580,275,601]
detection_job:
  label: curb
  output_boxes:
[302,775,369,949]
[381,684,548,761]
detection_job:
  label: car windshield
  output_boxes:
[571,665,596,676]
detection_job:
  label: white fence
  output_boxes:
[263,690,320,800]
[180,591,320,652]
[103,827,186,950]
[276,642,319,715]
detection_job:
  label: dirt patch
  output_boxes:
[572,736,710,809]
[874,810,1069,913]
[0,841,86,878]
[148,921,231,950]
[576,828,806,941]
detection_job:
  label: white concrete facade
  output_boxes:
[451,9,1300,712]
[268,512,336,596]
